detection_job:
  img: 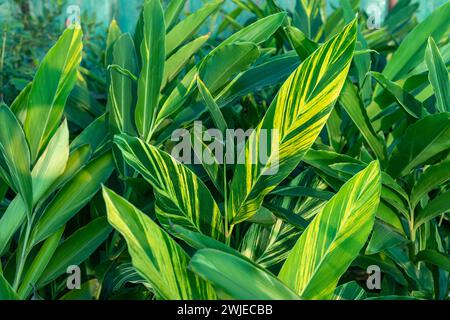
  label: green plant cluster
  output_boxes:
[0,0,449,300]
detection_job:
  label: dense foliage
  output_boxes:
[0,0,449,300]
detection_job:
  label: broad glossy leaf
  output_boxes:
[189,249,300,300]
[135,0,165,141]
[60,279,101,300]
[228,20,357,224]
[0,104,33,212]
[103,187,216,300]
[31,152,114,245]
[425,37,450,113]
[197,77,228,133]
[31,120,70,204]
[115,134,224,240]
[286,27,386,162]
[24,26,82,161]
[279,161,381,299]
[387,113,450,177]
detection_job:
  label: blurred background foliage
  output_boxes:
[0,0,446,104]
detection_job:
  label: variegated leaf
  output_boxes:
[278,161,381,299]
[114,134,224,241]
[103,187,216,300]
[228,19,357,224]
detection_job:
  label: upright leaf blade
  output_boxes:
[425,37,450,113]
[135,0,165,141]
[229,20,357,224]
[279,161,381,299]
[0,104,33,212]
[24,27,83,161]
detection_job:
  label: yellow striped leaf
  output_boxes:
[278,161,381,299]
[103,187,216,300]
[135,0,165,141]
[114,134,224,241]
[228,19,357,224]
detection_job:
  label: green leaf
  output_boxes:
[0,104,33,212]
[228,20,357,224]
[135,0,165,141]
[370,71,424,119]
[333,281,366,300]
[60,279,101,300]
[155,12,287,124]
[196,76,228,133]
[108,34,138,135]
[38,217,112,286]
[410,160,450,208]
[381,2,450,82]
[162,34,209,89]
[17,227,64,299]
[30,152,114,245]
[105,19,122,68]
[170,224,238,257]
[415,190,450,229]
[115,134,224,240]
[31,120,70,204]
[286,26,386,163]
[199,42,260,95]
[0,272,18,300]
[387,113,450,177]
[189,249,300,300]
[24,27,83,162]
[279,161,381,299]
[366,220,409,255]
[164,0,186,30]
[165,0,222,56]
[415,250,450,272]
[103,187,216,300]
[425,37,450,113]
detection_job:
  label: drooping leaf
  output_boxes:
[189,249,300,300]
[103,187,216,300]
